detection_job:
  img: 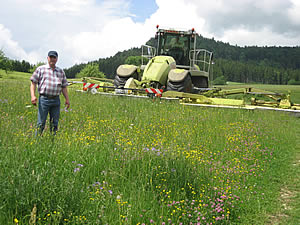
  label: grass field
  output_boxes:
[0,71,300,224]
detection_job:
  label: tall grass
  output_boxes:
[0,78,299,224]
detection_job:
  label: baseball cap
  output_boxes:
[48,51,58,57]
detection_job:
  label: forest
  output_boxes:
[1,34,300,85]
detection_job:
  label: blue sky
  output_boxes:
[0,0,300,68]
[129,0,158,22]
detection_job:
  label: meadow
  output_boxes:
[0,71,299,224]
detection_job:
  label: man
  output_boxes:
[30,50,70,135]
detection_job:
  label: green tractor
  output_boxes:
[113,26,213,93]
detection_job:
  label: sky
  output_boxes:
[0,0,300,68]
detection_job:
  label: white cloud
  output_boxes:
[0,0,300,68]
[41,0,93,14]
[184,0,300,45]
[288,0,300,26]
[151,0,205,33]
[0,24,45,64]
[0,0,133,67]
[63,18,148,63]
[220,27,300,47]
[0,24,28,60]
[61,0,207,66]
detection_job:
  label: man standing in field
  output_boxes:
[30,50,70,135]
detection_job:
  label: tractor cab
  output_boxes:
[156,28,195,67]
[153,27,213,88]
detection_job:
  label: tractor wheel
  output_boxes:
[191,76,208,88]
[167,74,193,93]
[114,74,129,88]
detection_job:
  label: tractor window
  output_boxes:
[162,35,190,65]
[164,35,187,50]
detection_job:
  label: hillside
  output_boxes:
[64,35,300,85]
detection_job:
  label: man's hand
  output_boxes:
[31,96,37,105]
[62,87,70,109]
[65,99,70,109]
[30,82,37,105]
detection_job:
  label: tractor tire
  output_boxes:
[191,76,208,88]
[114,74,130,88]
[167,74,193,93]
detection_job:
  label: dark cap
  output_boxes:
[48,51,58,57]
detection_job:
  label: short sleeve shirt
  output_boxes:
[30,64,68,96]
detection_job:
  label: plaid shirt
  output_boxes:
[30,64,68,96]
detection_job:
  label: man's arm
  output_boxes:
[30,82,37,105]
[62,87,70,109]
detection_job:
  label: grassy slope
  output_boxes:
[0,69,31,81]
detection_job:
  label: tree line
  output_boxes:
[213,58,300,85]
[0,50,33,73]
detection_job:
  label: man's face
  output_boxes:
[48,56,57,67]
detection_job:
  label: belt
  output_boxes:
[40,94,59,99]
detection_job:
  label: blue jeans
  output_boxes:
[37,96,60,135]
